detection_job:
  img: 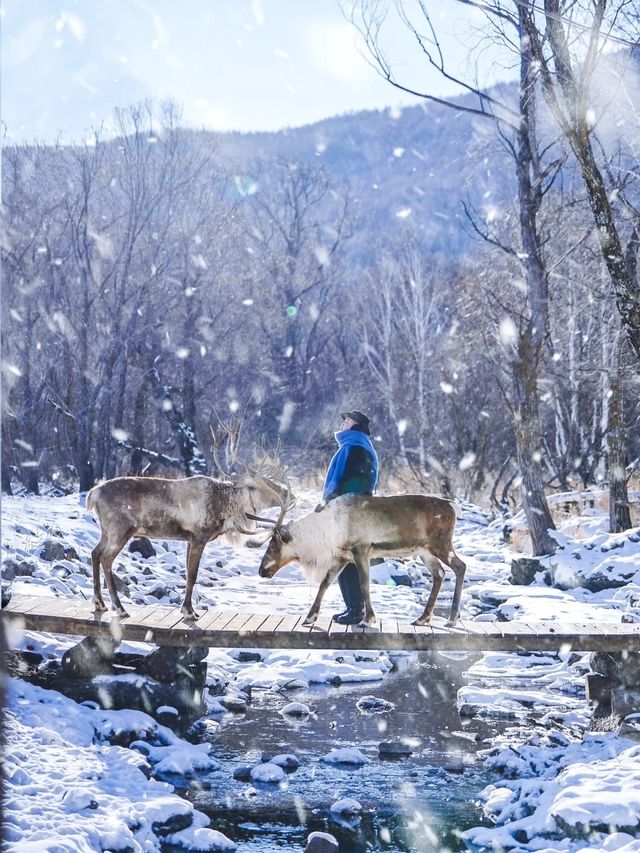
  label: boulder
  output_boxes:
[305,832,339,853]
[330,798,362,816]
[136,644,209,683]
[152,811,193,837]
[39,539,80,562]
[2,560,17,581]
[510,557,544,586]
[379,740,413,757]
[250,762,285,783]
[357,695,394,713]
[233,766,253,782]
[128,537,156,558]
[591,651,640,687]
[14,560,37,577]
[220,695,247,713]
[280,701,311,718]
[270,753,300,770]
[61,636,119,678]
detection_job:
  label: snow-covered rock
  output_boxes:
[250,762,286,783]
[321,747,368,765]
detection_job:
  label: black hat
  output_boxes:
[341,409,370,430]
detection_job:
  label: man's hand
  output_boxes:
[314,501,326,513]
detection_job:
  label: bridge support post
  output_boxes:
[588,651,640,734]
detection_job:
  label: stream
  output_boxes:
[167,652,504,852]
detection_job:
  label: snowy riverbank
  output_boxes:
[3,489,640,851]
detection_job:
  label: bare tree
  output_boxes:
[351,0,558,553]
[521,0,640,360]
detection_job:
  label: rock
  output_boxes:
[233,766,253,782]
[391,573,413,587]
[585,674,612,705]
[250,762,285,783]
[356,695,394,713]
[280,701,311,718]
[581,569,631,593]
[379,740,413,757]
[14,560,37,577]
[62,789,99,812]
[152,811,193,837]
[591,652,640,686]
[510,557,544,586]
[444,761,465,774]
[270,753,300,770]
[61,636,119,678]
[281,678,308,690]
[305,831,339,853]
[236,651,262,662]
[330,798,362,816]
[321,747,368,765]
[612,686,640,719]
[52,564,72,579]
[147,583,169,599]
[2,560,17,581]
[156,705,180,727]
[128,537,156,558]
[137,645,209,683]
[39,539,79,562]
[113,573,130,595]
[220,696,247,713]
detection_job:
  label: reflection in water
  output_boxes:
[171,653,499,852]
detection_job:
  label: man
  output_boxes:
[315,409,379,624]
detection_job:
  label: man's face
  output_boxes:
[341,416,357,429]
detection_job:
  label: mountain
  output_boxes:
[192,84,519,259]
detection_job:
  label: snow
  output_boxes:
[249,762,286,783]
[321,747,368,765]
[3,488,640,851]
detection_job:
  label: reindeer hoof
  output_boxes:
[93,600,107,612]
[413,617,431,627]
[358,617,378,629]
[181,608,199,621]
[445,619,458,628]
[115,608,129,619]
[302,617,317,628]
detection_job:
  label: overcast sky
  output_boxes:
[1,0,516,143]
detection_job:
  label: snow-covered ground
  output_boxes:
[3,488,640,851]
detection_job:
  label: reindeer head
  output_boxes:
[258,525,293,578]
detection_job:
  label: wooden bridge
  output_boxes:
[4,594,640,653]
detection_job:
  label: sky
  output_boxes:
[1,0,516,143]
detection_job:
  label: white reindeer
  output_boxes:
[254,493,466,627]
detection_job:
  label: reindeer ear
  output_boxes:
[280,527,292,544]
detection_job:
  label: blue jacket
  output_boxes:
[322,429,379,501]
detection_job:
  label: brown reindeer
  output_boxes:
[254,493,466,628]
[88,471,291,619]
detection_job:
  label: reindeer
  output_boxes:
[253,493,466,628]
[88,464,291,620]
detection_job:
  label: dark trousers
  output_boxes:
[337,562,364,611]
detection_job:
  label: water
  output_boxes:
[167,653,501,852]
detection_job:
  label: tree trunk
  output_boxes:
[513,331,557,555]
[509,10,556,556]
[607,337,632,533]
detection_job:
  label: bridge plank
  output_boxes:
[239,613,271,635]
[255,613,285,633]
[4,596,640,652]
[196,609,238,632]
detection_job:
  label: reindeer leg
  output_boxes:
[101,530,133,618]
[302,562,345,627]
[413,551,445,627]
[91,536,107,611]
[445,551,467,626]
[182,535,208,620]
[352,548,376,627]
